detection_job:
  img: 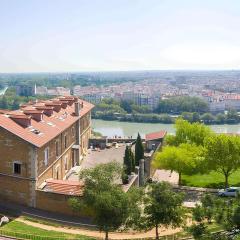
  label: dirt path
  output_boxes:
[16,218,182,239]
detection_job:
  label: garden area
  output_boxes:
[0,219,94,240]
[182,169,240,188]
[153,119,240,189]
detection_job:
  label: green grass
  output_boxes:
[182,169,240,188]
[0,220,95,240]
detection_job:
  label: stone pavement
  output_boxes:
[152,169,179,184]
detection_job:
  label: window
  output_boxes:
[44,147,49,166]
[14,163,21,174]
[64,135,68,149]
[55,141,59,157]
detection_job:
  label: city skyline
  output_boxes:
[1,0,240,72]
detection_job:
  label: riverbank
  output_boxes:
[92,119,240,138]
[93,110,240,125]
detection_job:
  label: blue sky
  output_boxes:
[0,0,240,72]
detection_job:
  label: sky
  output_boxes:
[1,0,240,72]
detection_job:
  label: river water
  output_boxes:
[92,119,240,138]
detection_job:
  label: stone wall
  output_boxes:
[36,190,92,217]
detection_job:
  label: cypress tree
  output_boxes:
[130,148,135,172]
[135,133,144,166]
[123,146,132,175]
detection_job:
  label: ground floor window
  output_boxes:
[13,162,21,174]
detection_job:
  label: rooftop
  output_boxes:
[145,131,167,141]
[0,96,94,148]
[42,179,84,196]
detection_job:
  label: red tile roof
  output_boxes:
[145,131,167,141]
[0,96,94,148]
[44,179,84,196]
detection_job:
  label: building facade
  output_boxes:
[0,96,94,208]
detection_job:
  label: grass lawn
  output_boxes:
[182,169,240,188]
[0,220,95,240]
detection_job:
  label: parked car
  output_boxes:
[218,187,240,197]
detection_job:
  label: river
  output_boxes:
[92,119,240,138]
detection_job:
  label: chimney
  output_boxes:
[9,114,31,128]
[58,100,68,109]
[74,102,80,116]
[45,102,62,112]
[23,110,43,122]
[59,96,75,106]
[35,106,54,116]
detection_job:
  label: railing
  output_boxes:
[0,229,225,240]
[0,228,191,240]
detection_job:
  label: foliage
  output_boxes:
[204,134,240,188]
[142,182,186,239]
[135,133,144,166]
[201,113,215,124]
[69,162,140,240]
[155,96,209,114]
[172,119,213,146]
[153,143,205,185]
[123,146,135,176]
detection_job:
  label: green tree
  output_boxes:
[123,146,132,175]
[204,134,240,188]
[135,133,144,166]
[215,113,226,124]
[201,113,215,124]
[226,109,239,123]
[69,162,131,240]
[130,147,135,172]
[173,119,212,146]
[143,182,185,239]
[156,96,208,114]
[201,194,215,223]
[153,143,204,185]
[120,100,132,113]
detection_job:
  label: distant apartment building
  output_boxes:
[0,96,94,213]
[122,91,159,110]
[36,86,70,96]
[81,93,103,104]
[225,95,240,111]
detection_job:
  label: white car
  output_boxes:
[218,187,240,197]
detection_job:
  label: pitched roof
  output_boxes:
[0,96,94,148]
[43,179,84,196]
[145,131,167,141]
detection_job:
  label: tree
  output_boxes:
[153,143,205,185]
[69,162,131,240]
[216,113,226,124]
[156,96,209,114]
[123,146,132,175]
[189,205,208,239]
[201,113,215,124]
[172,119,212,146]
[143,182,185,239]
[226,109,239,123]
[135,133,144,166]
[130,148,135,172]
[204,134,240,188]
[120,100,132,113]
